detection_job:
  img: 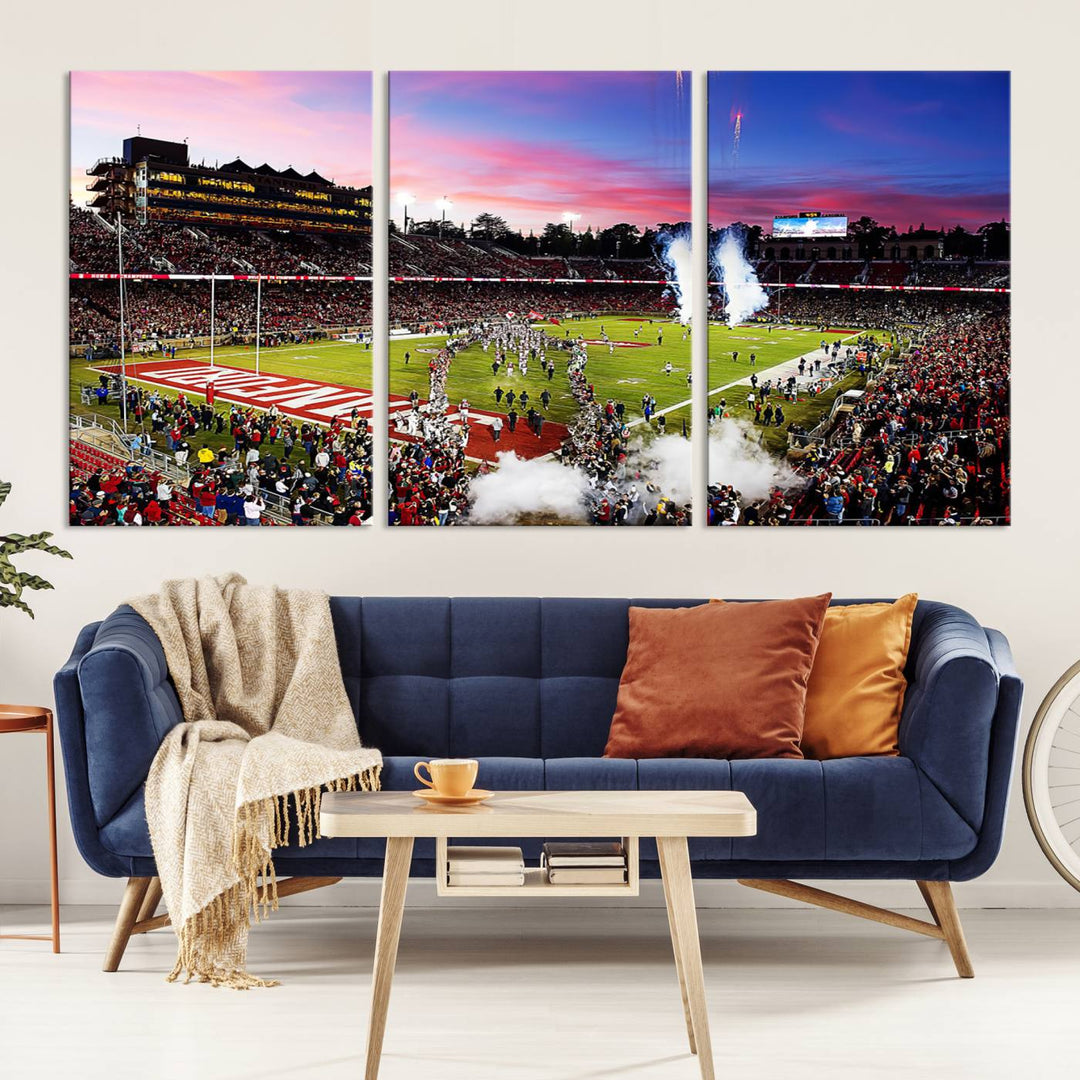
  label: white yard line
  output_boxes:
[622,332,864,428]
[622,349,810,428]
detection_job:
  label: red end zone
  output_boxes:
[96,358,566,463]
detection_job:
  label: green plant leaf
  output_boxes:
[0,479,71,618]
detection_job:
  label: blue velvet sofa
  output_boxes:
[54,597,1023,975]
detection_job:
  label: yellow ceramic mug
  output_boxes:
[414,758,479,797]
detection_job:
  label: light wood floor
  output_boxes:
[0,904,1076,1079]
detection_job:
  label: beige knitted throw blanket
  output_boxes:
[130,574,381,988]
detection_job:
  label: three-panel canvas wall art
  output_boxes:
[69,71,1009,527]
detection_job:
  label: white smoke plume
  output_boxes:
[656,226,693,325]
[468,452,592,524]
[626,433,693,505]
[710,225,769,328]
[708,419,802,502]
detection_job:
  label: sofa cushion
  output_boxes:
[545,757,637,789]
[97,754,976,867]
[638,758,733,861]
[604,596,831,760]
[79,607,184,828]
[348,597,708,762]
[728,757,975,861]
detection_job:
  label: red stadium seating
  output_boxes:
[69,439,222,525]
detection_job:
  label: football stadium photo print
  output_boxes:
[388,71,693,526]
[69,71,374,527]
[706,71,1009,526]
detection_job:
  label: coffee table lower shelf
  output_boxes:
[435,835,640,897]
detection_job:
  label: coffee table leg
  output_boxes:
[657,841,697,1055]
[657,837,713,1080]
[366,836,414,1080]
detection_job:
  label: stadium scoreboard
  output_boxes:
[772,212,848,238]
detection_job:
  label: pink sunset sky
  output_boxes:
[390,71,691,235]
[70,71,371,206]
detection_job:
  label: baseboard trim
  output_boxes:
[3,877,1079,909]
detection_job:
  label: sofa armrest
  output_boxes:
[946,628,1024,880]
[74,606,183,828]
[899,602,1001,833]
[54,620,134,877]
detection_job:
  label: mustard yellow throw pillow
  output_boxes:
[711,595,918,758]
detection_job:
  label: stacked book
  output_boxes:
[446,845,525,887]
[541,841,628,885]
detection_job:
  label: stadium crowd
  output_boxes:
[71,279,370,348]
[390,234,665,280]
[70,383,372,526]
[390,281,674,329]
[723,289,1004,333]
[72,205,676,282]
[708,299,1010,526]
[70,205,372,276]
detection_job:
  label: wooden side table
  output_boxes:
[0,705,60,953]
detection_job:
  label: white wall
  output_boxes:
[1,0,1078,910]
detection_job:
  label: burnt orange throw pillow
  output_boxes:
[603,595,832,760]
[710,593,918,758]
[800,594,918,758]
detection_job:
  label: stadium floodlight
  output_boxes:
[435,196,453,238]
[396,191,415,235]
[562,211,582,233]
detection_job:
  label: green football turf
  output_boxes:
[68,318,888,461]
[389,316,695,433]
[706,322,863,393]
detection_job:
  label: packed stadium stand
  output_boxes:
[606,258,665,281]
[866,261,912,286]
[914,260,1010,287]
[70,279,370,345]
[708,295,1009,527]
[767,262,812,284]
[70,205,372,276]
[387,234,665,281]
[69,440,222,526]
[806,261,864,285]
[389,281,677,329]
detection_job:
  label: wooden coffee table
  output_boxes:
[319,789,757,1080]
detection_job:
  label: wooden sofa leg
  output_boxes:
[136,877,163,924]
[103,877,151,972]
[738,878,975,979]
[917,881,974,978]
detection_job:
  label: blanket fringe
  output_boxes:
[173,763,381,988]
[168,881,278,989]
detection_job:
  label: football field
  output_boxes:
[706,320,883,454]
[388,316,876,439]
[69,337,374,460]
[389,317,695,433]
[69,318,880,463]
[706,321,862,392]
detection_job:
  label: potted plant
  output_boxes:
[0,481,73,617]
